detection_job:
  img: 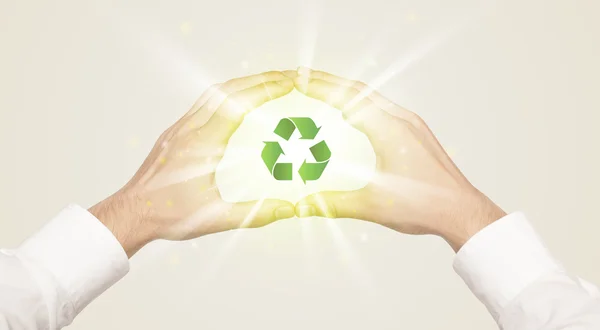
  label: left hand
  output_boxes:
[292,68,505,251]
[90,71,297,257]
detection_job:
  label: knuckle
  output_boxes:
[310,71,326,79]
[405,112,424,128]
[263,71,285,80]
[221,79,242,92]
[351,80,368,91]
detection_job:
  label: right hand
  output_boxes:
[90,71,297,257]
[293,68,506,251]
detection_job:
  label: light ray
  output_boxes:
[143,145,260,191]
[346,30,455,111]
[313,193,376,293]
[102,7,216,100]
[344,4,497,111]
[297,0,320,67]
[239,197,266,228]
[300,214,317,276]
[192,195,255,280]
[343,21,395,86]
[177,199,231,235]
[198,187,292,281]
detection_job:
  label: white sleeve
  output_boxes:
[454,212,600,330]
[0,204,130,330]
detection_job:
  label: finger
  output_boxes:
[202,79,294,142]
[307,69,394,110]
[282,70,298,79]
[200,71,288,116]
[294,190,371,220]
[222,71,288,92]
[294,77,389,144]
[185,83,223,117]
[299,68,416,121]
[294,77,376,116]
[305,71,466,178]
[227,199,296,229]
[181,72,287,134]
[160,84,224,141]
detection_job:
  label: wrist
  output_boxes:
[439,192,507,253]
[89,190,155,258]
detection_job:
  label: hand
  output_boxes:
[293,68,506,251]
[90,71,297,257]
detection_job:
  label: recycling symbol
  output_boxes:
[261,117,331,183]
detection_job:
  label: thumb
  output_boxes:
[295,190,369,220]
[228,199,296,229]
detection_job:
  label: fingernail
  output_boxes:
[275,206,295,220]
[297,205,317,217]
[295,76,310,93]
[297,66,311,76]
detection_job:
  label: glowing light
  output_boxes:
[446,147,456,157]
[297,0,319,67]
[194,194,272,281]
[314,193,335,218]
[300,210,316,274]
[108,10,216,96]
[239,198,265,228]
[179,21,192,35]
[169,254,180,265]
[324,217,375,292]
[406,12,419,22]
[360,233,368,242]
[143,158,224,191]
[127,136,140,148]
[343,17,474,112]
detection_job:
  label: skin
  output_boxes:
[90,70,298,257]
[90,68,506,257]
[292,68,506,251]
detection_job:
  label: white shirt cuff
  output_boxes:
[16,204,130,315]
[453,212,562,321]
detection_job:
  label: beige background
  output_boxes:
[1,0,599,329]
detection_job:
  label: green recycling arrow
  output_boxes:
[261,141,292,180]
[274,117,321,140]
[262,117,330,183]
[299,140,331,183]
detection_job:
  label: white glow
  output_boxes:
[216,90,377,204]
